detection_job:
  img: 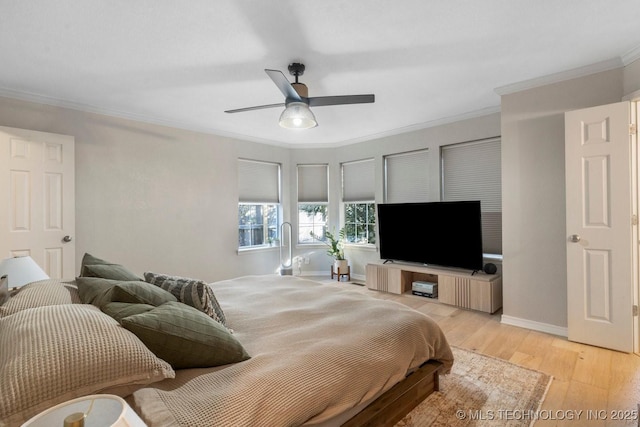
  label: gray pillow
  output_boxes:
[121,301,249,369]
[144,272,226,327]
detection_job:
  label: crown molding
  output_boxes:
[622,44,640,66]
[0,86,501,149]
[0,86,297,147]
[494,57,624,96]
[323,105,502,149]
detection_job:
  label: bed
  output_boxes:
[0,270,453,427]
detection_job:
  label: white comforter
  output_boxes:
[131,275,453,426]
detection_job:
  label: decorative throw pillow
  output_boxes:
[144,272,227,327]
[111,281,177,306]
[79,252,142,281]
[0,275,8,306]
[76,277,177,308]
[101,302,155,323]
[120,301,249,369]
[76,276,120,307]
[0,279,80,318]
[0,304,174,425]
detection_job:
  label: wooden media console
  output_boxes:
[366,262,502,313]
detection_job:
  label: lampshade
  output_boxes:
[23,394,146,427]
[0,256,49,288]
[279,102,317,129]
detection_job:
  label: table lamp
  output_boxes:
[0,256,49,289]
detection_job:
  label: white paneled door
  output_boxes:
[0,126,75,280]
[565,101,636,352]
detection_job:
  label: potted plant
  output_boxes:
[311,228,348,275]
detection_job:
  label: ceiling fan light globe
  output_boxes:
[279,102,317,129]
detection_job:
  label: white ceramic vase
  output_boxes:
[334,259,348,275]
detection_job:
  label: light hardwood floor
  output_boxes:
[317,278,640,427]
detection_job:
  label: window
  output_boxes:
[297,164,328,243]
[237,159,281,249]
[441,138,502,255]
[384,149,430,203]
[344,203,376,244]
[238,204,279,247]
[342,159,376,244]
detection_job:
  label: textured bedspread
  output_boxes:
[131,275,453,426]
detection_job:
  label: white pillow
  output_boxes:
[0,304,175,424]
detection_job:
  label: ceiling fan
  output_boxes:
[224,63,375,129]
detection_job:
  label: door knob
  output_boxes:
[62,235,72,243]
[569,234,580,243]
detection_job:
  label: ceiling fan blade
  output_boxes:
[307,94,375,107]
[265,69,302,102]
[224,103,285,114]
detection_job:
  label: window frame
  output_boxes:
[237,159,282,251]
[238,202,281,249]
[343,201,376,245]
[440,137,502,256]
[341,158,376,246]
[297,164,329,245]
[383,149,430,203]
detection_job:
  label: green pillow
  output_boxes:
[81,253,112,267]
[80,253,142,281]
[111,281,177,306]
[120,301,250,369]
[76,278,176,308]
[76,277,119,307]
[101,302,155,323]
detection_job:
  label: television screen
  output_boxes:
[377,201,484,271]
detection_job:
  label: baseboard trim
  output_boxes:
[298,272,366,283]
[501,315,568,337]
[298,271,327,277]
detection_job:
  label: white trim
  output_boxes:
[0,87,499,149]
[501,315,568,337]
[337,106,501,149]
[298,270,330,277]
[623,90,640,102]
[343,243,377,252]
[298,271,366,283]
[622,44,640,66]
[494,58,623,96]
[237,246,280,255]
[351,273,366,282]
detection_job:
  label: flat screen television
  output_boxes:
[377,201,484,271]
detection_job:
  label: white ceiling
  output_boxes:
[1,1,639,148]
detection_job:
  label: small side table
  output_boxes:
[331,265,350,281]
[22,394,147,427]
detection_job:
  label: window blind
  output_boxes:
[342,158,375,202]
[297,164,329,202]
[441,138,501,254]
[238,159,280,203]
[384,149,429,203]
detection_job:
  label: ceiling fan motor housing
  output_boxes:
[288,63,305,77]
[291,82,308,99]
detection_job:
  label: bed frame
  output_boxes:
[342,360,443,426]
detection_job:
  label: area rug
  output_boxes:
[395,347,552,427]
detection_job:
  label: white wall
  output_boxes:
[290,112,502,278]
[500,68,624,329]
[3,57,640,331]
[623,58,640,96]
[0,96,290,282]
[1,95,501,284]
